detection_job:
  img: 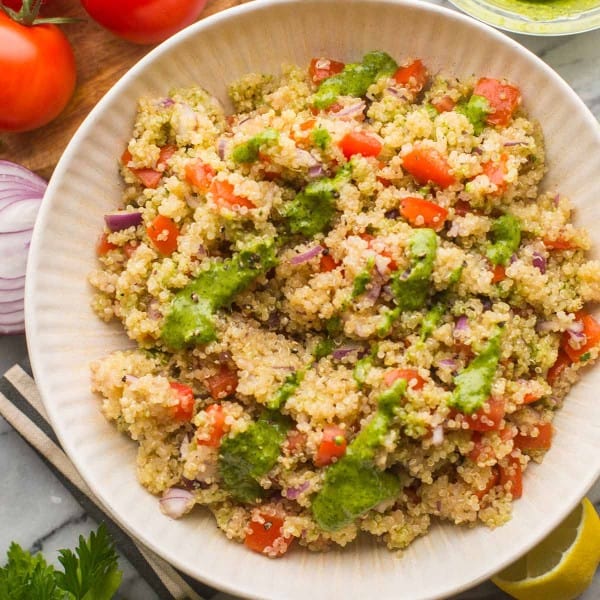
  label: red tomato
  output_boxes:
[169,382,195,421]
[543,236,578,250]
[185,159,215,192]
[358,233,398,271]
[473,466,500,501]
[96,233,116,256]
[491,264,506,284]
[481,153,508,194]
[205,365,238,400]
[3,0,50,9]
[400,197,448,231]
[463,398,505,432]
[197,403,227,447]
[469,432,495,464]
[0,11,76,132]
[244,513,292,557]
[561,311,600,362]
[499,455,523,499]
[147,215,180,255]
[80,0,208,45]
[309,57,345,84]
[473,78,521,127]
[209,179,256,210]
[158,144,177,167]
[339,131,382,159]
[319,253,339,273]
[384,368,425,390]
[393,59,428,93]
[431,95,456,113]
[402,146,456,189]
[514,423,553,451]
[286,430,307,453]
[547,349,570,385]
[314,426,347,467]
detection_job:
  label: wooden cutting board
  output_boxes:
[0,0,246,181]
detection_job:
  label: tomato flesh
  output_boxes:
[0,12,76,132]
[314,426,347,467]
[402,146,455,189]
[499,455,523,499]
[481,154,508,194]
[393,59,428,93]
[309,57,345,84]
[543,236,578,250]
[197,403,227,447]
[205,365,238,400]
[244,514,292,557]
[384,368,425,390]
[210,179,255,210]
[81,0,208,45]
[147,215,180,255]
[400,197,448,231]
[185,160,215,192]
[491,264,506,284]
[547,349,570,385]
[319,253,339,272]
[339,131,382,159]
[96,233,117,256]
[473,78,521,127]
[514,423,553,451]
[169,382,195,421]
[463,398,505,432]
[561,311,600,362]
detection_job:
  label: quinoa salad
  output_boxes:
[89,51,600,557]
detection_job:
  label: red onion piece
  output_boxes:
[159,97,175,108]
[285,481,310,500]
[217,138,227,160]
[332,345,361,360]
[438,358,457,370]
[159,487,195,519]
[566,329,587,349]
[503,141,527,147]
[567,320,584,334]
[308,163,325,178]
[289,245,323,265]
[553,193,560,206]
[472,147,483,155]
[532,252,546,274]
[295,148,319,167]
[0,161,46,335]
[104,210,142,232]
[332,101,366,118]
[386,87,407,100]
[454,316,469,332]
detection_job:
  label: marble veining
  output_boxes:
[1,1,599,597]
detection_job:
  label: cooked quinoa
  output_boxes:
[89,52,600,557]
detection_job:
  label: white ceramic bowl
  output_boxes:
[26,1,600,598]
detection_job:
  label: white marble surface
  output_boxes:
[1,1,599,597]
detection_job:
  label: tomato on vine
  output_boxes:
[80,0,208,45]
[0,0,76,133]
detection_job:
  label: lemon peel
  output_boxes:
[493,497,600,600]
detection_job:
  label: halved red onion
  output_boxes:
[159,487,195,519]
[0,161,46,335]
[289,245,323,265]
[104,210,142,232]
[532,252,546,274]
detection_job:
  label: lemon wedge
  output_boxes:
[493,497,600,600]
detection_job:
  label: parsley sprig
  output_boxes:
[0,524,122,600]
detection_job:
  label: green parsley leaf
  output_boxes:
[457,94,491,135]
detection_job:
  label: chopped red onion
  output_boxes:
[532,252,546,274]
[285,481,310,500]
[159,98,175,108]
[553,193,560,206]
[566,329,587,349]
[295,148,319,167]
[503,141,527,147]
[159,488,195,519]
[567,320,584,334]
[289,245,323,265]
[104,210,142,232]
[509,253,518,264]
[332,345,361,360]
[386,87,407,100]
[332,101,366,118]
[217,138,227,160]
[438,358,457,370]
[472,147,483,155]
[147,299,162,320]
[454,316,469,332]
[308,163,325,178]
[432,426,444,446]
[0,161,46,334]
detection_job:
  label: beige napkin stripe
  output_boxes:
[0,385,203,600]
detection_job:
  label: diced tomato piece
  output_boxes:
[402,146,456,189]
[358,233,397,271]
[383,368,425,390]
[299,118,317,131]
[393,59,428,93]
[359,233,375,244]
[185,160,215,193]
[286,430,307,453]
[543,236,578,250]
[499,455,523,499]
[491,264,506,284]
[463,398,505,432]
[309,57,345,84]
[121,148,133,165]
[169,382,195,422]
[197,403,227,447]
[473,466,500,501]
[469,432,495,463]
[205,365,238,400]
[123,242,138,259]
[561,311,600,362]
[339,131,382,159]
[209,179,255,210]
[400,197,448,231]
[158,144,177,168]
[319,253,340,272]
[514,422,553,451]
[147,215,180,255]
[547,349,570,385]
[522,393,541,404]
[473,78,521,127]
[132,168,162,189]
[96,233,117,256]
[314,425,347,467]
[244,513,292,557]
[431,95,456,113]
[481,153,508,194]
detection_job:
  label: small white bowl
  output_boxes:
[26,1,600,598]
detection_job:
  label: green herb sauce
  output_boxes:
[457,95,491,135]
[486,214,521,266]
[267,371,304,410]
[231,128,279,163]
